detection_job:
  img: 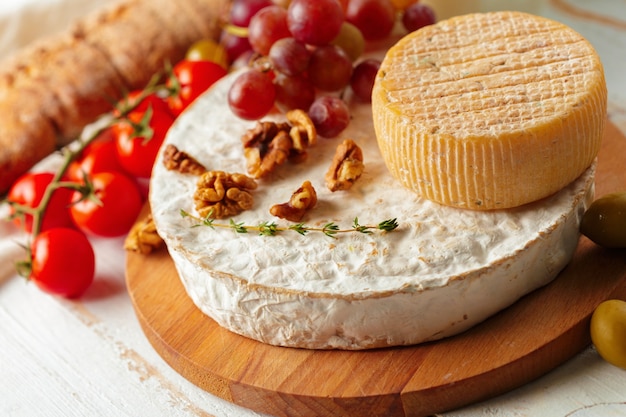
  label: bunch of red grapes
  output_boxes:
[221,0,436,138]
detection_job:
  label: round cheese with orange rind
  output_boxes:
[372,11,607,210]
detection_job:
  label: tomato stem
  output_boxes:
[30,130,102,237]
[3,64,175,283]
[28,75,168,238]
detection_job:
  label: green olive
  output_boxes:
[580,191,626,248]
[590,299,626,369]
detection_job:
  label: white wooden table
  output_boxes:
[1,1,625,416]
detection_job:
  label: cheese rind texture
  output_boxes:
[150,70,594,350]
[372,11,606,210]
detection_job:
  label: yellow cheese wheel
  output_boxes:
[372,11,607,210]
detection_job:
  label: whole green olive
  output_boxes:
[580,192,626,248]
[590,299,626,369]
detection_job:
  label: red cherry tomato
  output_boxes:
[113,90,172,118]
[30,228,95,298]
[7,172,74,233]
[69,171,143,237]
[113,106,175,178]
[66,128,124,182]
[166,59,227,116]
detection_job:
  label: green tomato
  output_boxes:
[185,39,228,69]
[590,299,626,369]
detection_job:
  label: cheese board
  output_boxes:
[126,121,626,417]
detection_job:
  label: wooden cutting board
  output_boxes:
[126,121,626,417]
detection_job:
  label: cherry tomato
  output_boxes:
[166,59,227,116]
[113,106,175,178]
[66,128,124,182]
[30,228,95,298]
[69,171,143,237]
[113,90,172,118]
[7,172,74,233]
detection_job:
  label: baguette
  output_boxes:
[0,0,230,194]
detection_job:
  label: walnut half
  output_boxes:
[270,180,317,222]
[193,171,257,219]
[286,109,317,153]
[325,139,364,191]
[243,129,292,179]
[241,110,317,178]
[162,144,207,175]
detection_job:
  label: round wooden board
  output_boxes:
[126,122,626,417]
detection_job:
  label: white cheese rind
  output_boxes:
[150,72,594,350]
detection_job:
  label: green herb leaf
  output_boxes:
[352,217,372,234]
[230,219,248,234]
[288,223,308,236]
[258,221,278,236]
[378,218,399,232]
[322,222,339,238]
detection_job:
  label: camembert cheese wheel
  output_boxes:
[372,11,606,210]
[150,70,595,350]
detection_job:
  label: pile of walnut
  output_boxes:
[162,109,365,223]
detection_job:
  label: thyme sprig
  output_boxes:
[180,209,398,238]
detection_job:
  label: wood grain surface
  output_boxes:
[126,122,626,417]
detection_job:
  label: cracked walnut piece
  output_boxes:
[242,109,316,178]
[162,144,207,175]
[244,128,292,179]
[194,171,257,219]
[325,139,364,191]
[270,180,317,222]
[124,214,164,254]
[286,108,317,153]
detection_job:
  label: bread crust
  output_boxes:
[0,0,230,194]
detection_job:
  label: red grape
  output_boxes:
[230,0,273,27]
[231,49,256,72]
[345,0,395,41]
[308,45,353,91]
[248,5,291,56]
[228,69,276,120]
[287,0,345,46]
[269,37,311,76]
[274,73,316,112]
[308,96,350,138]
[220,31,252,64]
[402,3,436,32]
[350,59,381,102]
